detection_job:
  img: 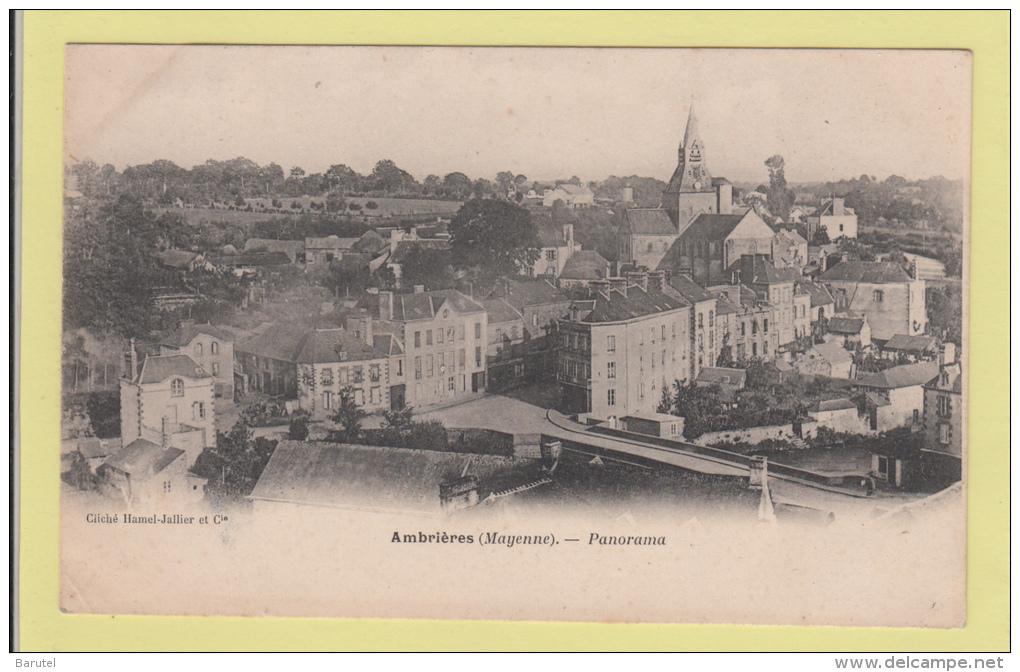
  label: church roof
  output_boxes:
[677,213,747,242]
[623,208,676,236]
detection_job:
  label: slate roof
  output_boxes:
[158,249,200,269]
[103,439,185,480]
[237,325,385,364]
[243,238,306,256]
[827,316,867,334]
[481,299,524,325]
[666,274,715,304]
[810,199,855,217]
[808,341,853,366]
[487,278,570,310]
[623,208,677,236]
[817,261,912,284]
[306,235,360,250]
[579,286,689,323]
[856,361,940,390]
[678,213,747,242]
[696,367,747,388]
[883,334,938,354]
[559,250,609,281]
[373,332,404,357]
[136,355,211,384]
[247,441,520,516]
[536,222,570,248]
[813,398,857,412]
[160,323,235,348]
[387,239,451,264]
[724,254,801,285]
[796,280,835,307]
[208,252,292,267]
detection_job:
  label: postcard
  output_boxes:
[56,44,970,628]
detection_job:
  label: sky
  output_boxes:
[64,46,972,185]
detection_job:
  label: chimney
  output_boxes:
[625,270,648,292]
[648,270,667,293]
[609,277,628,298]
[379,291,394,321]
[129,338,138,381]
[832,197,845,216]
[414,284,425,294]
[590,279,611,300]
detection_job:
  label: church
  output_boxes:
[618,105,738,271]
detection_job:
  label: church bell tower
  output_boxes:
[662,104,715,228]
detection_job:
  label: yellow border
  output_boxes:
[20,10,1009,651]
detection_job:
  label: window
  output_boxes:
[752,343,758,358]
[192,402,205,421]
[939,423,950,444]
[437,328,444,344]
[763,318,769,333]
[211,342,219,355]
[415,356,422,380]
[661,325,666,341]
[443,309,450,319]
[762,340,768,355]
[607,335,616,352]
[427,354,434,377]
[876,456,890,480]
[438,352,445,373]
[211,362,219,376]
[752,320,758,335]
[475,346,482,367]
[873,289,884,302]
[639,356,644,372]
[426,330,433,346]
[647,242,655,253]
[339,368,349,385]
[639,382,645,400]
[607,389,616,406]
[475,322,482,339]
[322,368,333,386]
[698,313,704,329]
[369,365,381,382]
[397,359,403,376]
[546,249,556,261]
[662,350,666,366]
[607,362,616,379]
[459,325,466,340]
[414,331,421,348]
[354,389,364,406]
[913,409,920,424]
[323,390,333,410]
[163,481,172,494]
[937,395,952,418]
[447,327,455,341]
[171,379,184,397]
[449,377,455,392]
[459,349,466,370]
[370,387,381,404]
[741,322,746,337]
[709,310,714,327]
[839,224,844,233]
[352,367,364,384]
[195,343,203,357]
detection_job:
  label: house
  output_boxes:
[825,315,872,349]
[557,249,610,289]
[523,222,581,278]
[806,197,858,241]
[619,413,684,439]
[793,341,854,379]
[487,278,571,384]
[247,441,538,518]
[881,334,939,362]
[772,228,809,269]
[854,361,940,431]
[658,210,777,287]
[118,353,216,469]
[557,277,691,420]
[618,208,678,271]
[384,237,451,288]
[695,367,747,400]
[796,280,836,326]
[157,249,211,273]
[709,284,779,362]
[304,235,360,267]
[723,254,801,347]
[480,298,526,391]
[292,326,392,420]
[99,438,207,506]
[243,238,306,264]
[661,105,735,229]
[542,184,595,208]
[665,273,718,380]
[817,261,926,341]
[808,398,866,434]
[361,289,488,409]
[920,363,963,490]
[159,321,237,399]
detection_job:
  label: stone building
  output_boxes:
[817,261,926,342]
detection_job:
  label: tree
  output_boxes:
[810,227,831,245]
[442,172,472,200]
[370,159,418,195]
[382,405,416,433]
[330,386,365,443]
[423,174,442,196]
[325,164,364,195]
[495,171,514,195]
[289,166,305,179]
[449,198,539,285]
[288,414,310,441]
[765,155,794,224]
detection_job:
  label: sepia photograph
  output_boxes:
[57,44,970,627]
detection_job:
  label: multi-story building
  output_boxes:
[920,362,963,489]
[708,284,780,362]
[772,228,809,269]
[522,222,581,278]
[367,289,488,408]
[486,278,571,383]
[119,353,216,467]
[817,261,926,342]
[557,278,691,420]
[664,273,718,380]
[723,254,801,347]
[159,321,237,399]
[806,197,858,241]
[293,327,392,421]
[480,297,526,391]
[618,208,680,271]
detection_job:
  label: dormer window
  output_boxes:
[171,379,184,397]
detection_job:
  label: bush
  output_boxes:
[288,415,310,441]
[365,200,378,210]
[348,202,362,211]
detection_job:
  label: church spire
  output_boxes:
[682,103,699,153]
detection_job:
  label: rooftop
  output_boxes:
[695,367,748,388]
[623,208,677,236]
[856,361,941,390]
[103,439,185,480]
[883,334,938,353]
[577,285,689,324]
[817,261,913,284]
[808,341,853,366]
[559,250,609,281]
[813,398,857,413]
[677,213,747,242]
[481,298,524,325]
[664,274,715,304]
[160,322,236,348]
[827,316,867,334]
[724,254,801,286]
[135,355,211,385]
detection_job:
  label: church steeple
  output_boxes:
[662,102,718,229]
[682,104,700,158]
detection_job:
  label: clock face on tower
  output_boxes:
[694,181,702,190]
